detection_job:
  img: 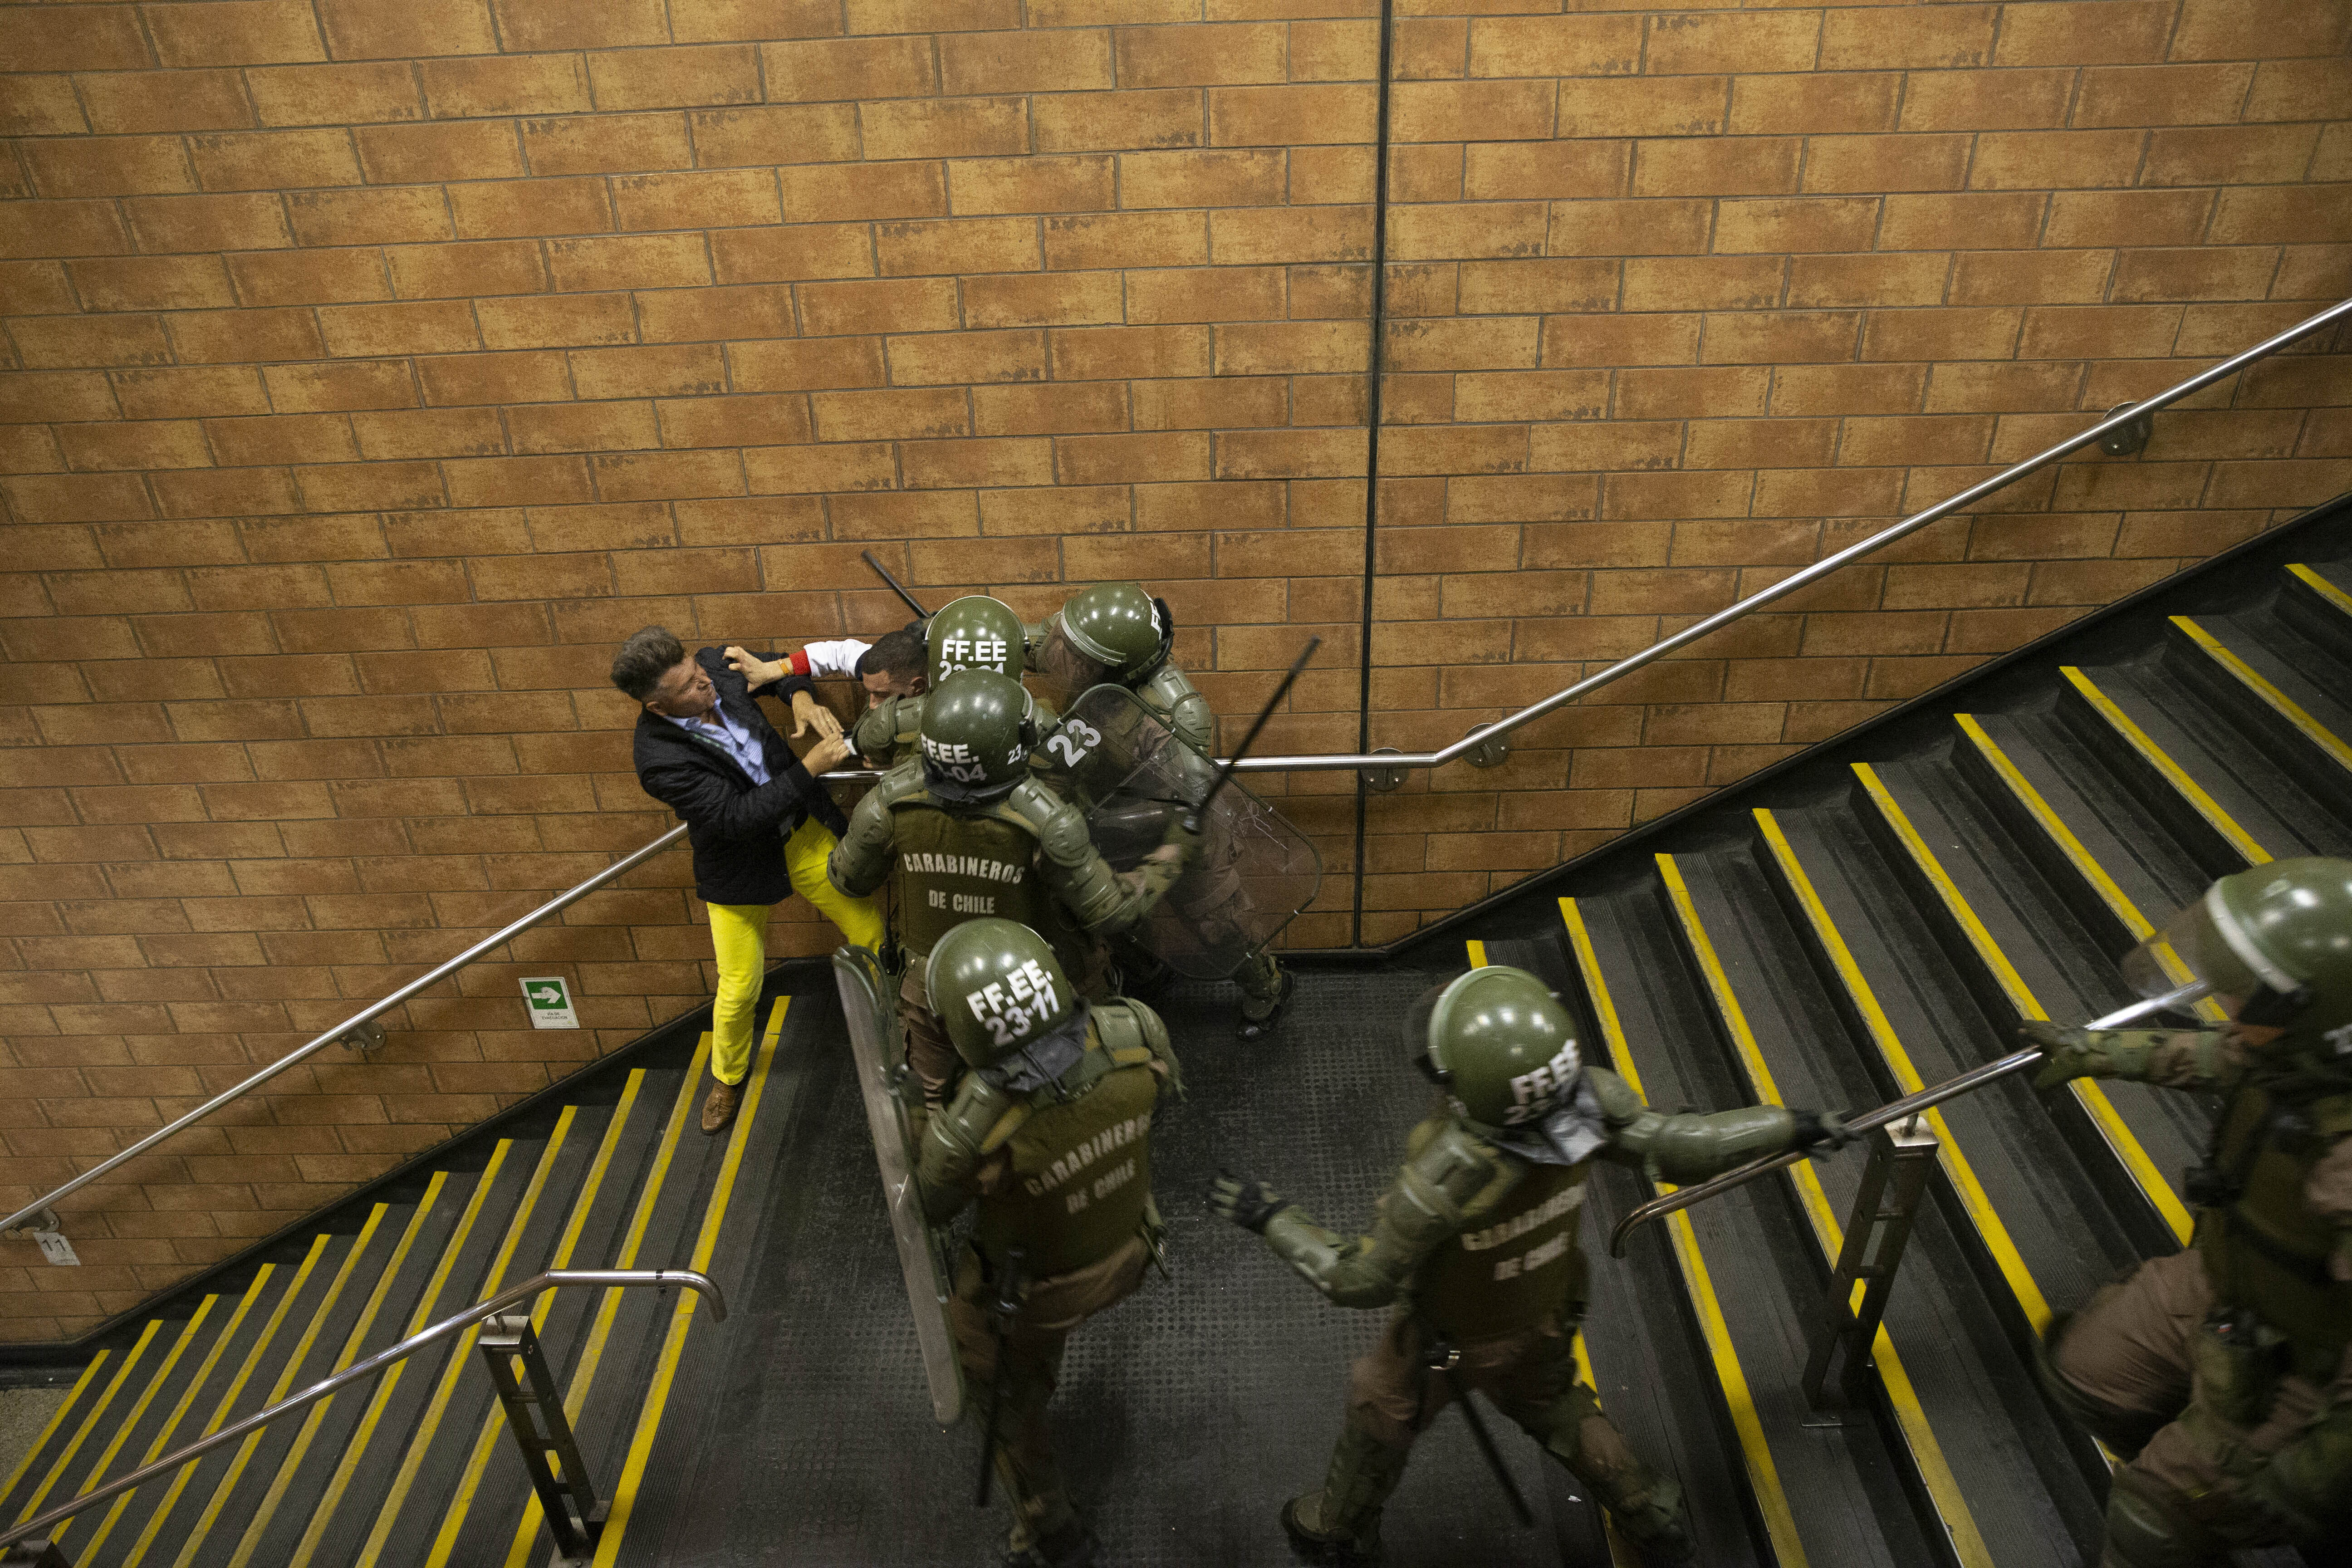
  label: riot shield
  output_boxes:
[1053,685,1322,980]
[832,945,965,1425]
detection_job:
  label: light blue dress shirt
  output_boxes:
[665,703,771,786]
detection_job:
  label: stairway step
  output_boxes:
[569,999,823,1568]
[1,1342,122,1523]
[2163,613,2352,823]
[281,1142,540,1568]
[354,1112,608,1568]
[2278,560,2352,656]
[1661,848,2095,1566]
[45,1303,220,1563]
[481,1059,708,1568]
[2053,665,2309,870]
[416,1070,668,1568]
[9,1320,173,1535]
[1850,760,2203,1258]
[1563,891,1935,1568]
[214,1170,475,1568]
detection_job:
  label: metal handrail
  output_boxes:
[0,826,689,1237]
[9,300,2339,1245]
[1607,982,2212,1257]
[0,1269,722,1550]
[1226,294,2352,773]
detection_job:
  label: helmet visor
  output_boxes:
[2120,891,2259,1009]
[1034,622,1110,709]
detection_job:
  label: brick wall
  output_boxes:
[1,0,2347,1339]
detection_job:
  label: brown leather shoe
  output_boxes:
[701,1078,743,1136]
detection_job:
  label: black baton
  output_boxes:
[1426,1338,1535,1526]
[862,549,932,621]
[1184,636,1319,833]
[975,1245,1027,1508]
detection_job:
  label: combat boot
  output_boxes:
[1001,1519,1098,1568]
[1281,1414,1409,1566]
[1543,1390,1695,1567]
[1236,954,1294,1042]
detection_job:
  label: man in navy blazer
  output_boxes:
[614,626,882,1133]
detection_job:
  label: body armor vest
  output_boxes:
[2196,1054,2352,1380]
[975,1058,1158,1277]
[1417,1155,1591,1341]
[888,800,1088,973]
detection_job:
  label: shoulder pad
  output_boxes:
[1004,778,1091,861]
[1401,1119,1515,1220]
[872,758,933,808]
[1094,1000,1180,1093]
[1584,1067,1646,1128]
[933,1073,1030,1162]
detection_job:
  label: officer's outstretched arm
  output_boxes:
[1230,1125,1516,1309]
[913,1074,1029,1226]
[826,781,898,899]
[1026,783,1182,934]
[2024,1023,2250,1093]
[1587,1068,1839,1184]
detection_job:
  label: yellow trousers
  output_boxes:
[706,817,883,1085]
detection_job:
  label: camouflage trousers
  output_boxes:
[949,1235,1149,1551]
[2048,1250,2350,1564]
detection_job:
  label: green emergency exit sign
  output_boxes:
[522,975,579,1029]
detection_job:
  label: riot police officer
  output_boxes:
[828,669,1195,1102]
[2028,858,2352,1567]
[916,918,1178,1568]
[854,594,1054,769]
[1210,964,1853,1567]
[1033,581,1293,1039]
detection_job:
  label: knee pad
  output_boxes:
[2036,1312,2166,1460]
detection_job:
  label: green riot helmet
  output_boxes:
[2122,858,2352,1039]
[917,668,1037,804]
[1411,965,1583,1132]
[1035,582,1174,702]
[926,918,1078,1068]
[926,595,1028,687]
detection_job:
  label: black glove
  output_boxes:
[1208,1171,1289,1234]
[1161,814,1204,860]
[1790,1109,1854,1155]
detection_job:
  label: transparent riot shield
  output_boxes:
[1053,685,1322,980]
[832,945,965,1425]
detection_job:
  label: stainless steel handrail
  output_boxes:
[10,300,2339,1246]
[1225,294,2351,773]
[1606,982,2212,1257]
[0,826,690,1237]
[0,1269,723,1550]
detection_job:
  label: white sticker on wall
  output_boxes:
[37,1230,79,1266]
[521,976,580,1029]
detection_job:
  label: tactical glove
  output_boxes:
[1160,814,1204,861]
[2023,1020,2096,1089]
[1209,1171,1290,1234]
[1790,1109,1854,1154]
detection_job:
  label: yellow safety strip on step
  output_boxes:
[1853,764,2194,1247]
[1558,898,1806,1568]
[84,1270,276,1562]
[72,1293,225,1556]
[352,1110,582,1568]
[2288,563,2352,622]
[54,1302,216,1544]
[1955,717,2228,1026]
[224,1172,453,1568]
[1465,940,1632,1568]
[2171,616,2352,779]
[168,1208,392,1568]
[423,1077,647,1568]
[288,1144,513,1568]
[2059,667,2271,867]
[0,1348,110,1509]
[123,1250,316,1568]
[1657,856,1993,1568]
[16,1322,159,1524]
[497,1057,707,1568]
[593,1002,789,1566]
[1754,811,2053,1333]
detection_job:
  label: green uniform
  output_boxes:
[1249,1069,1820,1564]
[828,763,1184,1101]
[853,691,1061,771]
[2040,1024,2352,1565]
[918,1001,1176,1559]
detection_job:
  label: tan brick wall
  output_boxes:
[1,0,2347,1338]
